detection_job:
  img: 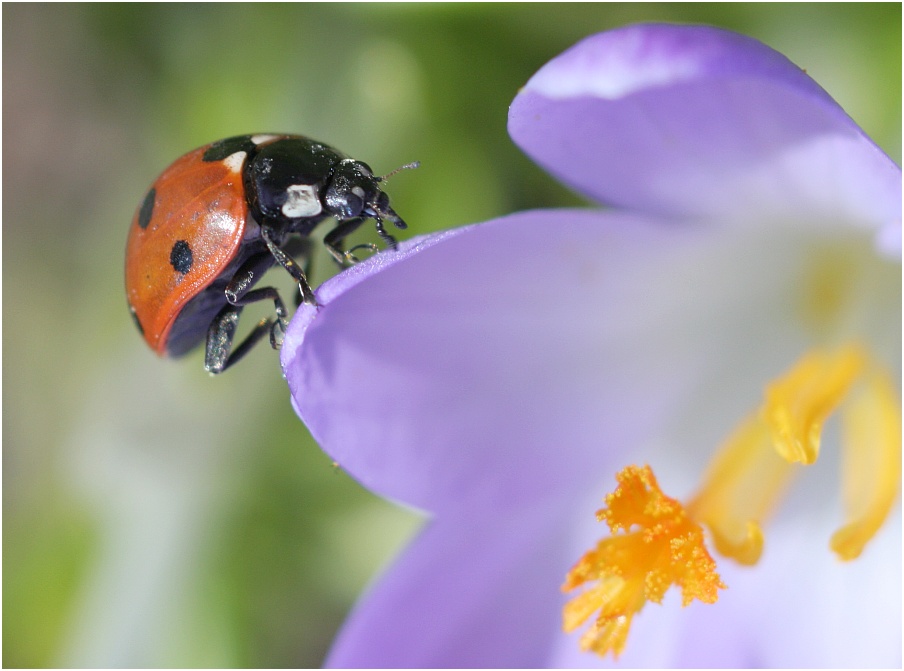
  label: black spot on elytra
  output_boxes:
[138,188,155,229]
[128,303,144,336]
[170,240,193,274]
[203,135,256,162]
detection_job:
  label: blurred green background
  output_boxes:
[3,3,900,667]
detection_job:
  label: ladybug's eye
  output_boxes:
[325,185,365,219]
[324,160,377,220]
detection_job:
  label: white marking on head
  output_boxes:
[282,184,322,218]
[351,186,366,199]
[222,150,247,174]
[251,134,280,146]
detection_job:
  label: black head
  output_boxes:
[323,159,380,220]
[323,158,414,231]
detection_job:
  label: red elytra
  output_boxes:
[126,142,255,355]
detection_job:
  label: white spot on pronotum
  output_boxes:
[222,151,247,174]
[251,134,280,145]
[282,184,322,218]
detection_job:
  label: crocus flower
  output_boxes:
[281,24,901,667]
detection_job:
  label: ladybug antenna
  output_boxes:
[375,160,420,184]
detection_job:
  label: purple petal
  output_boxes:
[325,501,574,668]
[281,209,748,515]
[325,461,901,667]
[509,24,901,237]
[282,204,892,516]
[732,508,903,668]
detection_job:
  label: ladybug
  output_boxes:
[125,133,416,374]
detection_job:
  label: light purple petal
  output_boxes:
[325,435,901,668]
[282,206,897,517]
[729,508,903,668]
[325,501,573,668]
[509,24,901,237]
[281,209,768,515]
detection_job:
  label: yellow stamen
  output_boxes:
[562,465,725,659]
[690,344,899,565]
[831,367,902,560]
[762,345,865,465]
[687,415,793,565]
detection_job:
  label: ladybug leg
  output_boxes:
[206,290,287,374]
[205,305,272,374]
[324,217,377,265]
[224,286,289,349]
[281,237,315,308]
[324,211,406,263]
[205,252,290,374]
[261,226,317,305]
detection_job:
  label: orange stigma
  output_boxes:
[561,465,725,658]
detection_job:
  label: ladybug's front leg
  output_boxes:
[323,217,374,265]
[281,237,315,308]
[260,226,317,305]
[323,214,403,266]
